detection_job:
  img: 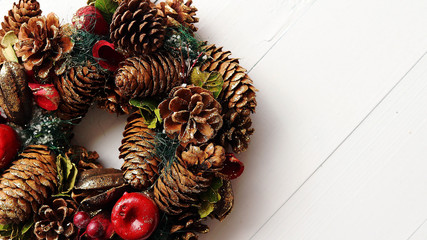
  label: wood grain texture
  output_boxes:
[252,52,427,240]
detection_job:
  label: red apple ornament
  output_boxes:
[72,6,109,35]
[0,124,20,169]
[111,192,159,240]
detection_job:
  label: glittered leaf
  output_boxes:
[198,201,215,218]
[190,67,224,98]
[1,31,18,62]
[95,0,118,23]
[129,98,162,129]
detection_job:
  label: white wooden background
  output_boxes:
[1,0,427,239]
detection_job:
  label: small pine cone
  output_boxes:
[176,143,226,173]
[33,198,78,240]
[170,211,209,240]
[201,44,257,153]
[14,13,73,80]
[0,145,57,225]
[153,143,224,215]
[115,53,184,100]
[97,80,134,115]
[159,86,223,145]
[0,0,42,39]
[110,0,166,55]
[156,0,199,32]
[219,111,255,154]
[120,113,161,190]
[54,64,105,123]
[66,146,102,171]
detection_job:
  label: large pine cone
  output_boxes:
[201,44,257,153]
[0,0,42,40]
[0,145,57,224]
[120,113,161,190]
[54,64,105,123]
[159,86,223,146]
[115,53,184,100]
[110,0,166,55]
[156,0,198,32]
[33,198,78,240]
[153,143,225,215]
[14,13,74,80]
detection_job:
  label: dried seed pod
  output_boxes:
[0,61,32,126]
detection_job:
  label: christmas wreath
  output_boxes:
[0,0,257,239]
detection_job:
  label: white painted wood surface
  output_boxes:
[1,0,427,239]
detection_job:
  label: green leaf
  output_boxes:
[200,189,221,203]
[198,201,215,218]
[0,224,12,231]
[95,0,118,23]
[190,67,224,98]
[1,31,18,62]
[211,177,223,190]
[56,155,78,195]
[130,98,162,129]
[20,221,33,235]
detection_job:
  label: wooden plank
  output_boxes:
[193,0,317,69]
[200,0,427,239]
[251,47,427,239]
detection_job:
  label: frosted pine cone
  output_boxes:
[14,13,74,80]
[159,86,223,145]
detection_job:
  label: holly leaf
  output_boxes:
[190,67,224,98]
[95,0,118,23]
[1,31,18,62]
[198,201,215,219]
[129,98,162,129]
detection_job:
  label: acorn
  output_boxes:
[0,62,32,126]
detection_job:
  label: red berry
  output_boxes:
[87,220,105,238]
[73,211,91,229]
[72,6,109,35]
[111,192,159,240]
[220,153,245,179]
[0,124,20,169]
[85,211,114,240]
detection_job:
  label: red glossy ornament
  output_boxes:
[111,192,159,240]
[92,40,125,72]
[220,153,245,179]
[28,83,60,111]
[0,124,20,169]
[72,6,109,35]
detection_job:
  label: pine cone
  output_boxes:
[110,0,166,55]
[97,78,134,115]
[54,64,105,123]
[0,0,42,40]
[115,53,184,100]
[153,143,225,215]
[33,198,78,240]
[0,145,57,225]
[170,211,209,240]
[200,44,257,153]
[159,86,223,145]
[156,0,198,32]
[66,146,102,171]
[120,113,161,190]
[14,13,73,80]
